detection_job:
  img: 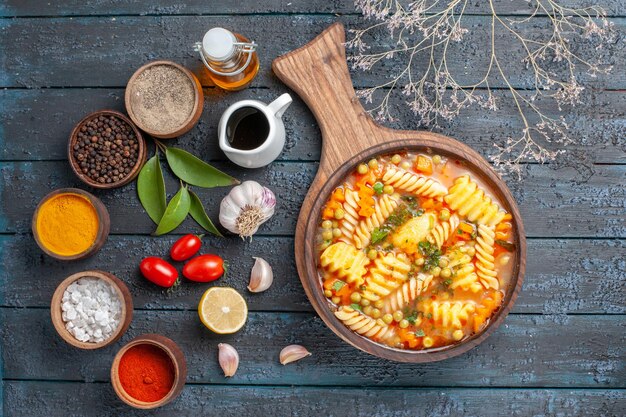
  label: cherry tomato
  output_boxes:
[170,234,202,261]
[140,257,179,288]
[183,254,225,282]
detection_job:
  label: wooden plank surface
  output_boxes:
[1,0,625,17]
[1,352,623,417]
[1,235,624,314]
[1,161,624,238]
[1,87,624,164]
[4,382,624,417]
[2,309,624,387]
[1,1,625,415]
[1,15,623,90]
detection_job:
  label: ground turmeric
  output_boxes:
[35,193,99,256]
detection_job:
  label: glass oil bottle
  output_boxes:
[194,28,259,91]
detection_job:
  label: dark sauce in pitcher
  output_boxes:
[226,107,269,150]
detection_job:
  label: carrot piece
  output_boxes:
[495,222,511,232]
[322,207,335,220]
[421,199,435,209]
[323,278,339,290]
[502,213,513,221]
[458,222,474,234]
[332,188,345,203]
[414,155,433,175]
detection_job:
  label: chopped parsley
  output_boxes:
[426,313,433,319]
[418,241,442,272]
[443,279,453,286]
[350,303,362,311]
[370,228,389,244]
[332,281,345,291]
[414,329,426,337]
[405,310,419,325]
[495,239,515,251]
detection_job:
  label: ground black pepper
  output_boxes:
[73,115,139,184]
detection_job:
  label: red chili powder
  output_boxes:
[118,344,175,403]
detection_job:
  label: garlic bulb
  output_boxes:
[279,345,312,365]
[248,257,273,293]
[218,343,239,377]
[219,181,276,239]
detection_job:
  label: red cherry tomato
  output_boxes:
[183,254,225,282]
[140,257,179,288]
[170,234,202,261]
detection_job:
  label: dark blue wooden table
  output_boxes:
[0,1,624,415]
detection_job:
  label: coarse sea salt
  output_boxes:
[61,277,122,343]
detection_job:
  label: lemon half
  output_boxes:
[198,287,248,334]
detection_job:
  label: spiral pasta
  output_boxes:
[475,224,499,290]
[351,194,399,249]
[444,175,506,226]
[320,242,369,286]
[448,263,483,293]
[383,273,433,313]
[382,165,448,198]
[427,214,460,249]
[335,306,396,342]
[339,189,361,243]
[360,253,412,302]
[421,300,476,329]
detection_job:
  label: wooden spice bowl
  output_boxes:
[111,334,187,409]
[50,270,133,350]
[68,109,147,189]
[125,60,204,139]
[32,188,110,261]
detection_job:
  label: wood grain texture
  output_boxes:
[1,235,623,314]
[2,0,625,17]
[2,382,625,417]
[1,309,624,387]
[1,161,624,238]
[0,16,623,89]
[0,88,625,164]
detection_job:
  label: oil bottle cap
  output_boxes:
[202,28,237,61]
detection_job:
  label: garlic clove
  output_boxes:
[279,345,312,365]
[248,257,273,293]
[218,343,239,377]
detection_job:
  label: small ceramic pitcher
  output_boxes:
[218,93,293,168]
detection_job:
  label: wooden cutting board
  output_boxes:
[272,22,526,362]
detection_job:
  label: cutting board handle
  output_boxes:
[273,22,392,174]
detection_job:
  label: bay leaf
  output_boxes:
[189,190,223,237]
[165,147,239,188]
[154,185,191,236]
[137,154,167,224]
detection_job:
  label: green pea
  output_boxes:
[322,220,333,229]
[371,308,381,319]
[382,314,394,324]
[439,209,450,221]
[432,155,442,165]
[367,249,378,260]
[415,258,425,266]
[332,228,342,238]
[383,185,394,195]
[363,305,373,316]
[331,296,340,304]
[331,220,339,228]
[368,159,379,169]
[374,299,384,309]
[438,258,449,268]
[432,266,442,277]
[393,311,403,322]
[350,292,362,303]
[399,319,409,329]
[467,247,476,257]
[441,268,451,278]
[322,230,333,240]
[400,161,411,170]
[357,164,368,175]
[324,290,332,298]
[373,182,384,195]
[334,208,345,220]
[391,154,402,165]
[360,298,371,307]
